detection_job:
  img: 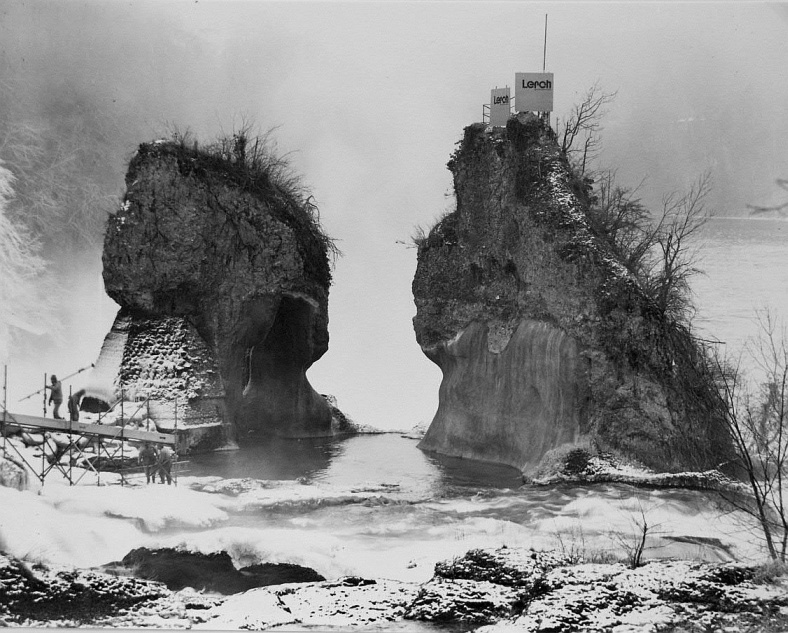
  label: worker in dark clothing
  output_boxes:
[46,375,64,419]
[68,389,85,423]
[138,443,159,484]
[157,445,176,485]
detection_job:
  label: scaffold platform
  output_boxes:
[1,365,184,487]
[1,408,179,487]
[3,412,175,445]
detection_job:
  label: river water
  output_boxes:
[0,217,785,585]
[176,433,758,583]
[693,217,788,366]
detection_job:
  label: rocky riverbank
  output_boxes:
[2,547,787,630]
[524,444,744,494]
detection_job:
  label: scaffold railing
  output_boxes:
[1,365,178,487]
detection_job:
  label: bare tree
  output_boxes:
[714,310,788,561]
[641,172,713,324]
[614,503,652,569]
[559,82,618,176]
[748,179,788,217]
[588,171,712,326]
[587,170,652,275]
[562,84,711,324]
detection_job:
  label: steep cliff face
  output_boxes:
[100,138,334,440]
[413,114,730,473]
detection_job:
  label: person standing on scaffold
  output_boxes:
[46,375,64,420]
[68,389,85,423]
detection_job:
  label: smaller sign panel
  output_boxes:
[489,88,511,127]
[514,72,554,112]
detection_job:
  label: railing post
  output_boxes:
[2,365,7,454]
[120,388,125,487]
[41,421,45,486]
[67,385,72,486]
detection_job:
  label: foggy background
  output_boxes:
[1,2,787,429]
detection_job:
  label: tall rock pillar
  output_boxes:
[98,137,334,442]
[413,114,731,473]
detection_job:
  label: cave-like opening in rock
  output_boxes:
[237,294,330,436]
[250,295,314,379]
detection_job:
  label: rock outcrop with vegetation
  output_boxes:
[99,132,338,441]
[412,114,732,473]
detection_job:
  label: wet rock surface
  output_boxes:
[106,547,325,594]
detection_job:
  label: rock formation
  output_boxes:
[412,114,731,473]
[109,548,325,594]
[96,135,337,443]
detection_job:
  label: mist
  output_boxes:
[2,1,787,428]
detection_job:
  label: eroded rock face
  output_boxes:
[100,140,333,439]
[413,115,731,473]
[421,321,584,468]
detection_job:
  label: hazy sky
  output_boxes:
[3,1,788,429]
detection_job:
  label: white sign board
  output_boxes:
[489,88,511,127]
[514,72,554,112]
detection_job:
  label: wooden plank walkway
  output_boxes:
[1,412,175,445]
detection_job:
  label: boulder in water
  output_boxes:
[110,547,325,595]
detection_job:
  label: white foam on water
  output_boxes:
[531,489,766,562]
[149,526,353,580]
[0,485,144,567]
[41,481,230,531]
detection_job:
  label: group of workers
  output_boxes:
[43,372,177,485]
[138,443,176,485]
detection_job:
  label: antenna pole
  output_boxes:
[543,14,548,72]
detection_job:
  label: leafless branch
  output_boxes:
[748,179,788,217]
[559,82,618,176]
